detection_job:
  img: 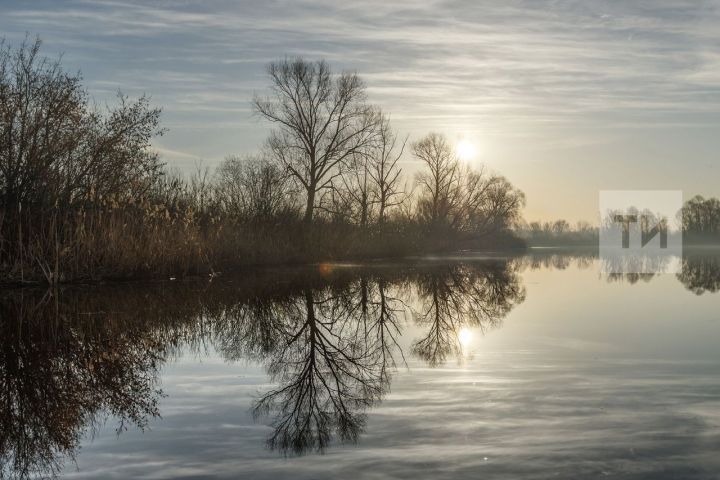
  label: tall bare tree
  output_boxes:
[330,150,374,227]
[412,133,461,228]
[322,115,405,227]
[369,116,406,224]
[254,59,380,223]
[413,133,525,237]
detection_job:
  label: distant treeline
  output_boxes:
[680,195,720,243]
[518,195,720,246]
[0,38,525,285]
[516,219,598,246]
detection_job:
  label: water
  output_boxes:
[2,250,720,479]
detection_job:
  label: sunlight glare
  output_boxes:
[456,140,476,161]
[458,327,473,347]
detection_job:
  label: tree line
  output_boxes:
[518,195,720,246]
[681,195,720,240]
[516,219,598,246]
[0,38,525,285]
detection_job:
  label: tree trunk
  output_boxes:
[378,191,386,225]
[360,193,368,229]
[303,187,315,224]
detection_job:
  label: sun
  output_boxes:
[456,139,476,161]
[458,327,473,348]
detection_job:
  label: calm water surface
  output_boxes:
[2,250,720,479]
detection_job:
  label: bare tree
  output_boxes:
[369,115,406,224]
[412,133,524,238]
[215,154,296,221]
[461,172,525,238]
[682,195,720,235]
[551,219,570,235]
[323,150,374,227]
[188,162,214,214]
[254,58,380,223]
[321,115,405,228]
[0,37,163,214]
[412,133,461,229]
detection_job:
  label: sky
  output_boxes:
[1,0,719,223]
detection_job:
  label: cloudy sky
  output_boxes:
[2,0,719,222]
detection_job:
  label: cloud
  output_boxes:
[3,0,719,131]
[3,0,720,223]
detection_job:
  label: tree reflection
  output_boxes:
[0,261,529,474]
[595,254,720,293]
[605,272,657,284]
[677,254,720,294]
[412,262,526,366]
[363,277,408,383]
[251,286,388,455]
[0,279,254,479]
[520,249,596,271]
[0,290,169,479]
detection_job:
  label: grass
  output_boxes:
[1,199,521,286]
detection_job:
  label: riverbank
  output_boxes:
[0,218,526,288]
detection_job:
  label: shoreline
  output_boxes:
[0,247,531,291]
